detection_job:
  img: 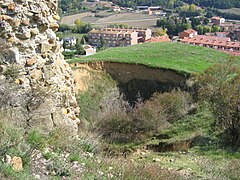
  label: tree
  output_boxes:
[80,36,87,45]
[63,41,67,51]
[100,36,107,48]
[196,60,240,146]
[212,25,220,32]
[75,38,85,55]
[154,28,167,36]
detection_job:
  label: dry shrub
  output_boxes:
[96,90,193,143]
[144,90,193,122]
[116,161,181,180]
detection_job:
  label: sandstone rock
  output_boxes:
[53,15,60,21]
[0,65,7,74]
[28,114,54,132]
[0,47,20,64]
[2,155,11,164]
[21,18,30,26]
[49,23,59,31]
[10,156,23,172]
[7,3,15,11]
[10,18,21,27]
[30,69,42,80]
[30,28,39,36]
[0,15,12,21]
[40,42,52,53]
[26,57,36,66]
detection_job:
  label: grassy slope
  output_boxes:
[69,42,239,74]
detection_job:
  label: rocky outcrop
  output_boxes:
[0,0,80,134]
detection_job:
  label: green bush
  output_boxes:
[195,61,240,146]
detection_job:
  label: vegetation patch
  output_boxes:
[69,42,238,74]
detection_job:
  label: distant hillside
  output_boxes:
[69,42,239,74]
[182,0,240,9]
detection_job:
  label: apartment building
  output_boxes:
[104,27,152,42]
[88,29,138,47]
[88,27,152,47]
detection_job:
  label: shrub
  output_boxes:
[96,90,193,143]
[195,61,240,145]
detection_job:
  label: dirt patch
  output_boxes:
[71,65,93,92]
[147,139,193,152]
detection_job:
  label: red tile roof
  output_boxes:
[180,36,240,48]
[146,36,170,43]
[182,29,197,35]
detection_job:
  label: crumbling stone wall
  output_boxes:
[0,0,80,134]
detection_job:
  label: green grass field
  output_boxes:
[69,42,239,74]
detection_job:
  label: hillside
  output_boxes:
[69,42,238,74]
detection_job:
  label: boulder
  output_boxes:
[10,156,23,172]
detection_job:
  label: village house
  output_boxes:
[83,45,96,56]
[178,29,198,39]
[211,16,225,25]
[60,37,77,47]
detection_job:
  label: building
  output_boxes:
[211,17,225,25]
[113,6,121,12]
[145,36,171,43]
[60,37,77,47]
[178,29,198,39]
[205,32,235,41]
[88,27,152,47]
[88,29,138,47]
[180,35,240,51]
[83,45,96,56]
[236,31,240,41]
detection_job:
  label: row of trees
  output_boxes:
[156,16,220,36]
[182,0,240,9]
[58,20,92,34]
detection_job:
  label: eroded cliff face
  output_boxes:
[0,0,80,133]
[72,62,188,105]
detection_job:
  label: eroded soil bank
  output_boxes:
[72,62,189,104]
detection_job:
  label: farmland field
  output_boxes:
[219,8,240,15]
[61,11,159,28]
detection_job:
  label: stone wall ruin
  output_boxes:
[0,0,80,134]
